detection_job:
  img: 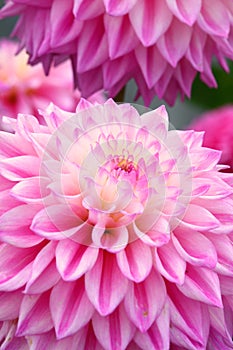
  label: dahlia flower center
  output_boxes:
[114,156,137,174]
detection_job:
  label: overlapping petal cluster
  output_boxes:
[189,105,233,172]
[1,1,233,104]
[0,39,104,130]
[0,99,233,349]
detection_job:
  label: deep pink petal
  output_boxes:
[92,304,135,350]
[168,284,210,348]
[0,290,23,320]
[154,240,186,284]
[50,278,94,338]
[16,291,53,336]
[166,0,201,25]
[177,265,223,307]
[56,240,99,280]
[157,18,192,67]
[173,228,217,268]
[124,270,166,332]
[85,251,128,316]
[129,0,172,46]
[25,241,60,294]
[31,205,81,240]
[103,0,137,15]
[0,243,42,291]
[0,204,43,247]
[116,239,152,282]
[134,302,170,350]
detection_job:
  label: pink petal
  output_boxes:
[103,0,137,15]
[16,291,53,336]
[0,243,42,291]
[56,240,99,281]
[186,24,207,71]
[92,304,135,350]
[0,290,23,320]
[166,0,202,25]
[198,0,230,37]
[209,300,233,343]
[173,228,217,268]
[31,205,81,240]
[116,239,152,282]
[50,0,82,47]
[177,265,223,307]
[10,176,50,203]
[77,17,108,73]
[129,0,172,46]
[28,328,88,350]
[133,217,170,247]
[180,203,220,231]
[0,156,40,181]
[73,0,104,20]
[168,284,210,347]
[154,240,186,284]
[50,278,94,338]
[157,18,192,67]
[0,189,21,217]
[134,302,170,350]
[85,251,128,316]
[0,131,34,158]
[25,241,60,294]
[135,45,167,89]
[124,270,166,332]
[205,234,233,276]
[104,14,139,59]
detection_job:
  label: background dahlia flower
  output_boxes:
[0,39,104,130]
[1,1,233,105]
[1,99,233,349]
[189,105,233,172]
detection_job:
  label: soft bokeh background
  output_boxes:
[0,0,233,129]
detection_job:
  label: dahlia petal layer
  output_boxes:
[0,99,233,349]
[1,1,233,104]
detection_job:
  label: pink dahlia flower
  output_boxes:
[189,105,233,172]
[0,39,104,130]
[1,99,233,349]
[1,1,233,105]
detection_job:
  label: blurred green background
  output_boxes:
[0,0,233,129]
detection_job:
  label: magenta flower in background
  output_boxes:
[0,39,104,130]
[1,1,233,105]
[0,99,233,349]
[189,105,233,172]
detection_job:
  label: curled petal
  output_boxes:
[92,226,128,252]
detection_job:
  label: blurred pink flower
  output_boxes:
[1,99,233,349]
[189,105,233,171]
[0,39,104,130]
[1,1,233,105]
